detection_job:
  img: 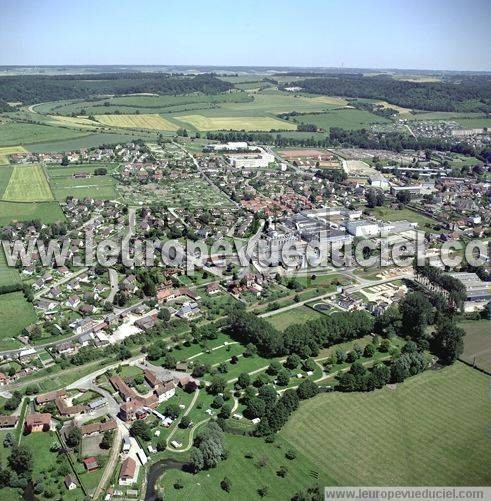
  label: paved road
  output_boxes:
[106,268,119,304]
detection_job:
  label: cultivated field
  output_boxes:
[281,362,491,486]
[176,114,297,131]
[46,114,101,129]
[454,117,491,129]
[2,164,53,202]
[460,320,491,372]
[294,109,390,131]
[25,132,142,153]
[0,121,90,147]
[0,201,65,226]
[94,113,178,131]
[0,145,27,164]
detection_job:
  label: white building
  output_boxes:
[346,220,380,237]
[228,151,275,169]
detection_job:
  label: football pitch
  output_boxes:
[2,164,54,202]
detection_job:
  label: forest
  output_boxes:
[0,73,233,104]
[291,74,491,112]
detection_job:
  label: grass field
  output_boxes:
[459,320,491,372]
[0,200,65,226]
[2,164,54,202]
[266,305,323,330]
[176,114,297,131]
[369,206,437,230]
[25,132,144,153]
[294,109,390,131]
[281,362,491,486]
[46,114,101,129]
[0,292,36,350]
[94,113,178,131]
[161,433,333,500]
[0,145,27,165]
[0,121,90,147]
[0,246,21,289]
[454,118,491,129]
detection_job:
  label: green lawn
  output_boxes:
[160,434,333,500]
[266,305,323,331]
[0,292,36,349]
[454,118,491,129]
[369,206,438,230]
[0,164,13,198]
[50,175,118,201]
[281,362,491,486]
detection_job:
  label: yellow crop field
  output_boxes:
[2,164,53,202]
[94,114,178,131]
[175,114,297,131]
[47,115,100,129]
[310,95,348,106]
[0,146,28,165]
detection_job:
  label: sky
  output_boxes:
[1,0,490,71]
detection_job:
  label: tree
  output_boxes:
[66,427,82,448]
[8,445,33,475]
[3,433,13,448]
[245,397,265,419]
[364,344,375,358]
[194,422,225,469]
[130,420,152,441]
[296,379,319,400]
[396,190,411,204]
[400,292,433,340]
[156,438,167,452]
[236,372,251,389]
[276,369,290,387]
[158,308,171,322]
[61,155,69,166]
[190,447,204,472]
[221,476,232,492]
[432,321,465,364]
[100,431,113,450]
[219,404,232,419]
[164,403,180,420]
[208,375,227,395]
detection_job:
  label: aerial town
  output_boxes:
[0,3,490,501]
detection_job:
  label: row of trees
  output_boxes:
[228,307,374,359]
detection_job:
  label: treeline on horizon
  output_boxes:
[282,74,491,113]
[0,73,233,105]
[206,129,491,163]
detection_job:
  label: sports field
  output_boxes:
[94,113,178,130]
[47,163,119,200]
[281,362,491,486]
[176,114,297,131]
[2,164,54,202]
[460,320,491,372]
